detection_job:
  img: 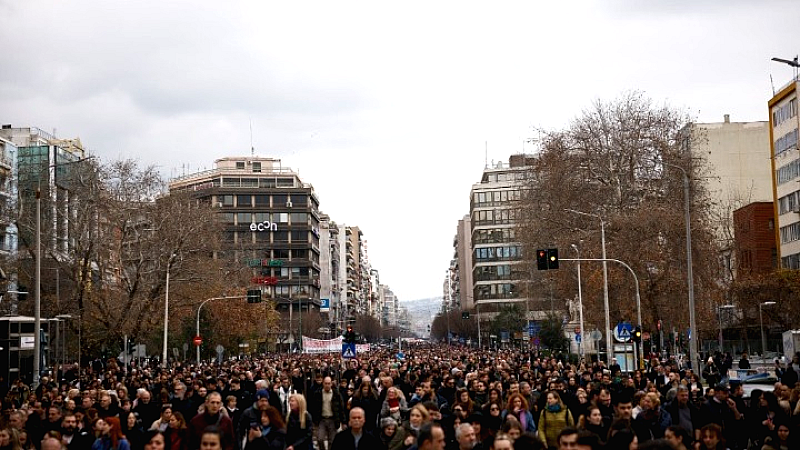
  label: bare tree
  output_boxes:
[517,92,720,342]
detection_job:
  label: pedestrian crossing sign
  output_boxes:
[342,342,357,359]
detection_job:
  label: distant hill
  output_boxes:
[401,297,443,334]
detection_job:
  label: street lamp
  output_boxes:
[34,155,95,387]
[718,304,735,352]
[760,301,776,356]
[570,244,585,358]
[196,295,245,365]
[162,253,177,368]
[565,209,610,362]
[660,162,698,370]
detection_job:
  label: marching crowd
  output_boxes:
[1,345,800,450]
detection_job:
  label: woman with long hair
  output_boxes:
[579,405,608,445]
[348,380,379,432]
[92,417,131,450]
[284,394,312,450]
[0,427,22,450]
[164,412,188,450]
[452,388,475,417]
[537,390,574,449]
[380,387,409,424]
[123,412,145,450]
[501,393,535,435]
[245,407,286,450]
[402,404,430,448]
[664,426,692,450]
[150,406,173,432]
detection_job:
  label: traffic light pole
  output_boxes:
[196,295,245,366]
[560,258,642,369]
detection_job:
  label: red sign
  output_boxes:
[251,276,278,285]
[575,327,581,334]
[193,336,203,347]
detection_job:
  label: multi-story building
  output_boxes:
[452,215,473,310]
[169,157,322,323]
[684,116,772,274]
[769,80,800,268]
[380,284,398,327]
[338,225,361,322]
[0,134,19,313]
[0,126,86,256]
[319,214,340,325]
[733,202,777,275]
[468,155,530,319]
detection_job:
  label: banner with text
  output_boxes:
[302,336,343,353]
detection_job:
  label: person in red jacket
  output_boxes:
[188,393,235,450]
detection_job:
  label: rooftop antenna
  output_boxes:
[484,141,488,169]
[770,74,776,96]
[771,55,800,81]
[249,117,255,156]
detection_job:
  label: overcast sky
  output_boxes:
[1,1,798,302]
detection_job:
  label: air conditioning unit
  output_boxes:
[286,201,293,208]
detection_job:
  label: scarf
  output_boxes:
[546,404,561,413]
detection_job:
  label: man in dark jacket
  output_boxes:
[238,390,271,448]
[309,377,345,450]
[330,408,383,450]
[189,392,235,450]
[663,386,700,440]
[61,412,94,450]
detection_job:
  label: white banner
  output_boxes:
[302,336,343,353]
[356,343,370,353]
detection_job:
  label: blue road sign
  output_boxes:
[614,322,633,342]
[575,333,582,343]
[320,298,330,312]
[528,322,541,337]
[342,343,356,359]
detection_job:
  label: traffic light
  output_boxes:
[633,326,642,343]
[547,249,559,270]
[537,248,559,270]
[247,289,262,303]
[536,249,548,270]
[461,312,470,320]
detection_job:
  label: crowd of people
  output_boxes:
[1,345,800,450]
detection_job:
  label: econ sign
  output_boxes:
[250,221,278,232]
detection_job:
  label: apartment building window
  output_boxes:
[255,195,269,206]
[773,98,798,127]
[292,249,308,259]
[277,178,294,187]
[779,222,800,243]
[275,213,289,223]
[273,249,289,259]
[777,191,800,214]
[777,159,800,185]
[254,212,270,223]
[236,213,251,225]
[237,195,252,207]
[274,231,289,242]
[241,178,258,188]
[252,162,261,172]
[290,213,307,225]
[291,230,307,242]
[291,195,307,206]
[219,213,235,224]
[782,253,800,269]
[774,128,799,156]
[236,161,245,169]
[219,195,234,207]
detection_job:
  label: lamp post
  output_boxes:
[565,209,609,362]
[571,244,585,358]
[660,162,698,370]
[718,304,735,352]
[162,253,177,368]
[760,301,776,356]
[33,155,95,387]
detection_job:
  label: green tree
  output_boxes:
[490,304,526,337]
[540,313,570,351]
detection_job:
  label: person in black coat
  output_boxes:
[244,407,286,450]
[284,394,313,450]
[330,408,384,450]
